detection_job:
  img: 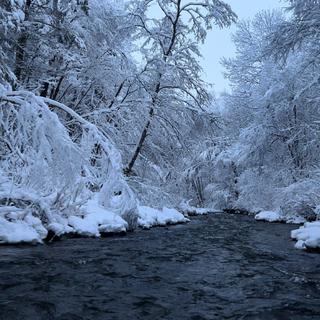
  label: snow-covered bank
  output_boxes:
[0,205,189,244]
[0,191,189,244]
[291,222,320,251]
[255,211,305,224]
[254,210,320,251]
[67,196,129,237]
[0,194,128,244]
[255,211,283,223]
[0,214,47,244]
[0,186,50,244]
[138,206,189,229]
[179,200,221,216]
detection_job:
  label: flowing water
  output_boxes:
[1,214,320,320]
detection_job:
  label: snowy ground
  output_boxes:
[0,192,190,244]
[0,213,47,244]
[137,206,189,229]
[179,200,221,216]
[2,186,319,251]
[291,221,320,251]
[255,211,305,224]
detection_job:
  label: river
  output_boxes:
[1,214,320,319]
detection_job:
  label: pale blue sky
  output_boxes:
[201,0,284,92]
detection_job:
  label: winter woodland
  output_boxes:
[0,0,320,249]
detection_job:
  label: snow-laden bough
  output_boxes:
[0,88,138,243]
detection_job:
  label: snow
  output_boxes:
[98,172,138,230]
[138,206,189,229]
[47,221,73,237]
[0,180,188,244]
[0,184,129,243]
[0,202,188,243]
[0,196,129,243]
[68,196,128,237]
[255,211,305,224]
[0,90,137,244]
[291,221,320,250]
[179,200,219,216]
[0,215,47,244]
[0,201,188,243]
[285,215,306,224]
[255,211,284,223]
[0,186,48,244]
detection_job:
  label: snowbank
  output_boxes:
[255,211,284,223]
[0,204,188,244]
[68,196,128,237]
[0,186,49,244]
[0,215,47,244]
[0,198,129,243]
[255,211,305,224]
[0,188,188,243]
[179,200,219,216]
[291,221,320,250]
[138,206,189,229]
[98,173,138,230]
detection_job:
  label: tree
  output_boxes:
[268,0,320,60]
[123,0,236,175]
[0,0,25,85]
[213,7,320,216]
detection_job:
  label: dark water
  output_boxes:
[1,214,320,320]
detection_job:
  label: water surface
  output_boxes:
[1,214,320,319]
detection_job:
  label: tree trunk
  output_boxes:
[124,76,162,175]
[15,0,32,83]
[124,107,154,176]
[123,1,183,175]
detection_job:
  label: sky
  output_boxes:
[201,0,284,92]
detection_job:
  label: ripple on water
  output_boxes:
[0,214,320,320]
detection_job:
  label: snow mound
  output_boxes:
[0,214,47,244]
[291,221,320,250]
[255,211,305,224]
[255,211,284,222]
[179,200,219,216]
[0,188,48,244]
[98,174,138,230]
[48,220,73,237]
[0,197,129,243]
[138,206,189,229]
[68,196,128,237]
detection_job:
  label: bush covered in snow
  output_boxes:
[0,88,138,243]
[0,89,191,244]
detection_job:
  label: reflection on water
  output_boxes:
[0,214,320,320]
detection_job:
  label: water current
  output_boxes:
[1,214,320,319]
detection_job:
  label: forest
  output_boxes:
[2,1,320,319]
[0,0,320,251]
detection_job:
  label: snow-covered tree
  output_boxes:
[213,6,320,218]
[0,0,25,85]
[1,0,240,242]
[123,0,236,175]
[268,0,320,60]
[0,87,138,242]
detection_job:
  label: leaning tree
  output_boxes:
[124,0,237,175]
